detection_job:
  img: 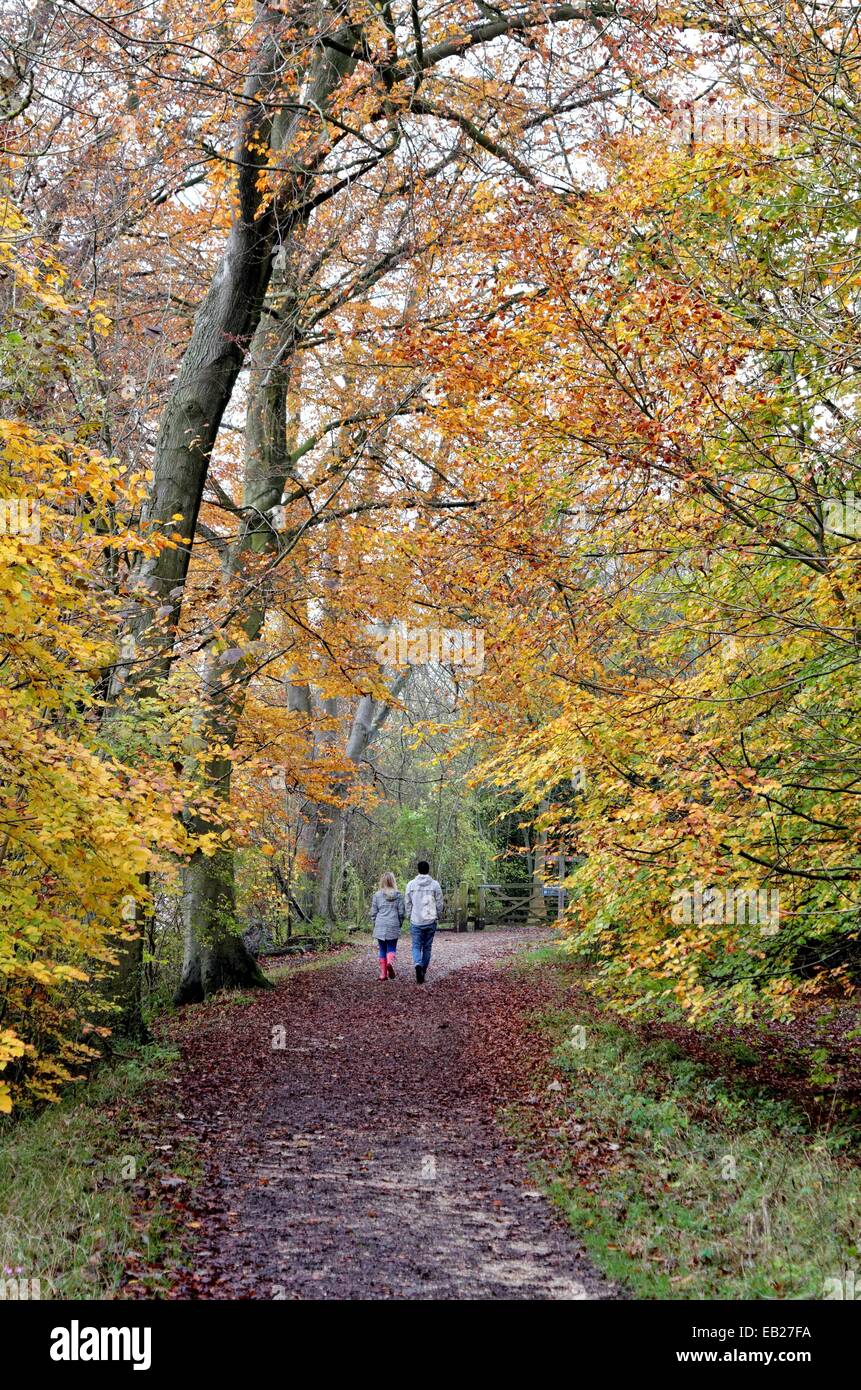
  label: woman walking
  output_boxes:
[370,871,405,980]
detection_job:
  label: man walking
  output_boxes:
[404,860,444,983]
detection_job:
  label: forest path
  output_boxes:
[154,929,619,1300]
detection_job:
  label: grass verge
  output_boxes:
[0,1042,197,1299]
[508,947,861,1299]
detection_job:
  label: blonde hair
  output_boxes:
[379,871,397,890]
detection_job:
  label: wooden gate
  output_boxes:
[445,882,540,931]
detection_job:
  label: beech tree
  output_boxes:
[7,0,851,1083]
[109,0,654,1008]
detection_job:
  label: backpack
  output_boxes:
[412,881,437,925]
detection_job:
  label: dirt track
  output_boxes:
[139,930,619,1300]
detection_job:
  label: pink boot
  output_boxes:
[386,953,396,979]
[378,956,388,980]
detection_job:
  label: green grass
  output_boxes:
[0,1042,197,1299]
[508,951,861,1299]
[266,939,363,983]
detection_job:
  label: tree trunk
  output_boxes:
[106,884,150,1043]
[175,264,299,1002]
[114,7,360,1013]
[314,812,343,925]
[107,8,359,1026]
[178,842,272,1003]
[287,677,321,862]
[110,12,358,696]
[314,679,410,922]
[528,801,550,925]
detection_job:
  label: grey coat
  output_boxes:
[370,888,405,940]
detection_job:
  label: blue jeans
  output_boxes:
[410,923,437,970]
[377,938,398,958]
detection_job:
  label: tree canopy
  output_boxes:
[1,0,859,1107]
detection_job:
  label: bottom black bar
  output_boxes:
[3,1297,853,1376]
